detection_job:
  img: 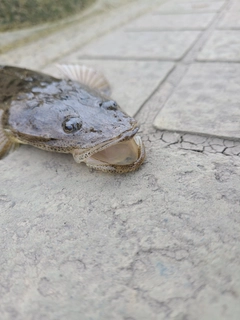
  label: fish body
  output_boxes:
[0,65,145,173]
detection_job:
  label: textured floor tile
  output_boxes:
[154,63,240,140]
[0,2,151,69]
[78,30,201,60]
[230,1,240,11]
[172,0,224,1]
[1,135,240,320]
[126,13,216,30]
[0,25,48,53]
[218,11,240,29]
[43,60,175,117]
[197,30,240,61]
[155,1,225,14]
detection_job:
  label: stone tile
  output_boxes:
[197,30,240,62]
[230,1,240,11]
[155,1,225,14]
[43,60,175,117]
[1,133,240,320]
[173,0,224,1]
[154,63,240,140]
[218,11,240,29]
[126,13,216,30]
[0,1,151,69]
[78,30,201,60]
[0,25,48,53]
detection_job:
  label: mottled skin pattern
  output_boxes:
[0,66,145,173]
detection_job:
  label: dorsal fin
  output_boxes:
[0,109,18,159]
[56,64,111,96]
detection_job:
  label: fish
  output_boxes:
[0,64,145,173]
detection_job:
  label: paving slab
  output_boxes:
[0,1,152,69]
[230,0,240,11]
[218,11,240,29]
[197,30,240,62]
[126,13,216,30]
[1,0,240,319]
[155,1,226,14]
[154,63,240,140]
[0,25,50,53]
[173,0,225,2]
[77,30,201,60]
[1,136,240,320]
[43,60,174,117]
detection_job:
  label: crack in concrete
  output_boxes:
[145,130,240,158]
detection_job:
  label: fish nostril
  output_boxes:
[95,100,103,108]
[60,95,69,101]
[101,100,118,110]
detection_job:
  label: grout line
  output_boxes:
[195,59,240,63]
[126,28,208,32]
[183,0,232,63]
[42,0,169,69]
[135,0,234,131]
[74,56,180,62]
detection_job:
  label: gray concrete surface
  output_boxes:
[1,0,240,319]
[154,63,240,138]
[154,1,226,14]
[197,30,240,61]
[126,13,216,31]
[77,30,201,60]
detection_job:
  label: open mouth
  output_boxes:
[82,135,145,173]
[72,128,145,173]
[90,137,140,165]
[86,134,144,168]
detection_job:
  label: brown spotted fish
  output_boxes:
[0,65,145,173]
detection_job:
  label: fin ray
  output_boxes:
[56,64,111,96]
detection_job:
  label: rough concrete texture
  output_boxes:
[155,1,226,14]
[77,30,201,60]
[126,13,216,31]
[218,11,240,29]
[197,30,240,61]
[0,0,154,67]
[230,0,240,11]
[1,0,240,319]
[0,25,49,53]
[154,63,240,139]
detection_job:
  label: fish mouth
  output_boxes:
[72,128,145,173]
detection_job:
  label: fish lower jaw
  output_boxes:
[82,135,145,173]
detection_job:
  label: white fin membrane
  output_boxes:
[56,64,111,96]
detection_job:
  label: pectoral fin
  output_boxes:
[56,64,111,96]
[0,109,18,159]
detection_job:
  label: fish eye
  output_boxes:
[63,117,82,133]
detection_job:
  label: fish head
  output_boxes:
[7,79,145,173]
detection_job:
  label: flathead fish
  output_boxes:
[0,65,145,173]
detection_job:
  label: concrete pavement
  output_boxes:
[1,0,240,319]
